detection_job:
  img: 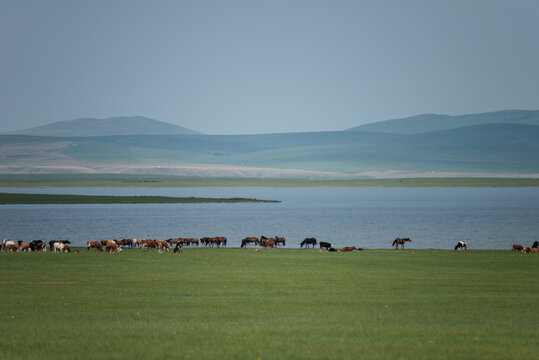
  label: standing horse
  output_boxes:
[300,238,317,249]
[392,237,411,249]
[241,237,259,248]
[454,240,467,250]
[274,236,286,246]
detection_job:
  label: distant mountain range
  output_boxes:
[7,116,201,136]
[1,110,538,177]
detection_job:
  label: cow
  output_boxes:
[49,240,70,251]
[6,243,20,252]
[339,246,358,252]
[319,241,334,252]
[106,241,122,253]
[87,241,103,251]
[512,244,524,252]
[155,240,170,252]
[455,240,468,250]
[140,239,156,251]
[30,240,46,252]
[53,242,71,253]
[174,243,183,253]
[18,241,32,252]
[117,239,133,248]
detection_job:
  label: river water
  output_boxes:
[1,187,538,249]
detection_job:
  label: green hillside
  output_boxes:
[7,116,201,136]
[1,111,539,175]
[347,109,539,134]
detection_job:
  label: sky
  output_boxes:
[1,0,538,135]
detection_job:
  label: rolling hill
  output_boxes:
[1,110,538,177]
[7,116,201,136]
[347,110,539,134]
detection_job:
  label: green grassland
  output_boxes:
[1,174,539,188]
[0,192,278,204]
[1,248,537,359]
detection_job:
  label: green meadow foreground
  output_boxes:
[1,249,538,359]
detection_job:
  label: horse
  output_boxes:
[274,236,286,246]
[263,239,276,248]
[319,241,334,252]
[392,238,411,249]
[532,241,538,248]
[300,238,317,249]
[454,240,467,250]
[241,237,259,248]
[339,246,358,252]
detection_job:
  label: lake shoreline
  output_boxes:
[1,174,539,187]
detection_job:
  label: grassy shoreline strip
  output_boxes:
[0,174,539,187]
[0,192,280,204]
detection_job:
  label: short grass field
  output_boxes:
[1,248,538,359]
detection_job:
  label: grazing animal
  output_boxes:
[6,243,20,252]
[87,241,103,251]
[155,240,170,252]
[512,244,524,252]
[523,247,531,253]
[117,239,134,248]
[392,238,411,249]
[173,243,183,253]
[140,239,156,251]
[106,242,122,253]
[328,247,337,252]
[274,236,286,246]
[18,241,32,252]
[30,240,46,252]
[263,239,276,248]
[300,238,317,249]
[2,239,16,251]
[532,241,538,248]
[454,240,468,250]
[339,246,358,252]
[49,240,70,251]
[53,242,71,253]
[530,247,539,253]
[241,237,259,248]
[211,237,227,247]
[319,241,334,252]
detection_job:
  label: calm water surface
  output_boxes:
[1,187,538,249]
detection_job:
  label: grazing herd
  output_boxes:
[512,241,539,253]
[2,237,539,254]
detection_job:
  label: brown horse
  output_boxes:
[392,238,411,249]
[512,244,524,252]
[241,237,259,248]
[263,239,276,248]
[274,236,286,246]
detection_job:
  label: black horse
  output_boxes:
[532,241,538,248]
[300,238,317,249]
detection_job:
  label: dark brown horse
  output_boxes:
[241,237,259,248]
[274,236,286,246]
[300,238,317,249]
[392,237,411,249]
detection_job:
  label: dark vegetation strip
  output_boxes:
[0,193,279,204]
[0,174,538,187]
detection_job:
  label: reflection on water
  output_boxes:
[1,187,538,249]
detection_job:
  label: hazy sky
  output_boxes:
[1,0,538,134]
